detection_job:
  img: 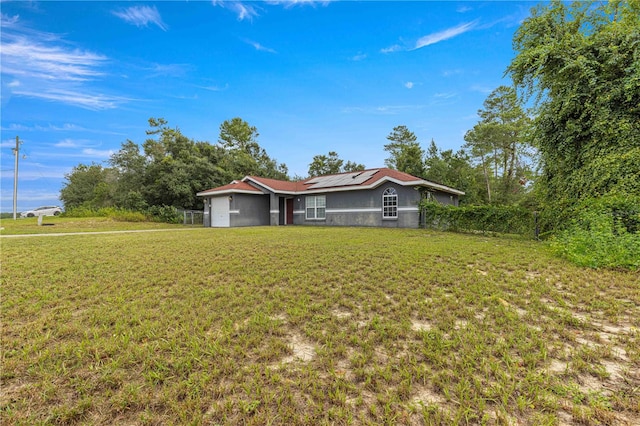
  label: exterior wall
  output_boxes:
[229,193,270,227]
[202,184,460,228]
[431,191,459,207]
[269,193,280,226]
[293,183,422,228]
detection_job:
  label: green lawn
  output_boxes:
[0,216,186,235]
[1,226,638,425]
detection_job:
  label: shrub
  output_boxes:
[420,202,536,237]
[64,204,184,224]
[109,210,147,222]
[550,196,640,270]
[64,206,113,218]
[65,206,147,222]
[146,205,182,224]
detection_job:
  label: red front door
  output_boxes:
[286,198,294,225]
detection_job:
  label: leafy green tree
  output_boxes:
[61,117,290,212]
[218,117,288,180]
[108,140,148,209]
[142,118,221,209]
[463,127,494,204]
[424,141,485,205]
[463,86,533,205]
[507,0,640,227]
[343,160,366,173]
[383,125,426,177]
[307,151,365,177]
[60,163,117,210]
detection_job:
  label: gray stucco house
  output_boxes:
[196,168,464,228]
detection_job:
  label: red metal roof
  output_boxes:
[196,180,262,196]
[245,176,304,192]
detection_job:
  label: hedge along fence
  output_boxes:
[420,202,538,238]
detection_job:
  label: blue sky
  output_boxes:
[1,1,533,211]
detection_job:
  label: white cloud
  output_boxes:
[112,6,167,31]
[12,88,128,110]
[457,6,473,13]
[434,92,456,99]
[82,148,115,158]
[380,44,402,54]
[414,21,478,49]
[198,84,229,92]
[243,39,277,53]
[0,13,20,28]
[268,0,335,7]
[1,36,106,82]
[1,20,126,110]
[0,139,18,148]
[0,188,63,205]
[213,1,260,21]
[351,53,367,61]
[213,1,334,21]
[53,138,99,148]
[404,82,414,89]
[442,69,464,77]
[470,84,494,94]
[1,123,86,132]
[54,139,81,148]
[147,63,192,78]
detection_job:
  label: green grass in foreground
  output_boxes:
[0,216,187,235]
[1,226,638,425]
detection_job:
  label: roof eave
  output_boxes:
[416,180,465,196]
[196,189,263,197]
[242,176,297,195]
[302,176,464,196]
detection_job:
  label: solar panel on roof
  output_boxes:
[351,169,378,184]
[307,169,379,189]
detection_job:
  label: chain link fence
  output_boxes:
[178,209,204,226]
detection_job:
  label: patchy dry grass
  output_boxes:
[1,226,638,425]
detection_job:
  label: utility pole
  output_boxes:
[13,136,22,220]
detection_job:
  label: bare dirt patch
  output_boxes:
[331,309,352,319]
[282,333,315,363]
[269,313,287,322]
[577,374,609,395]
[575,336,599,348]
[549,359,568,374]
[601,359,626,382]
[454,319,468,330]
[0,382,30,406]
[411,319,433,332]
[410,385,447,406]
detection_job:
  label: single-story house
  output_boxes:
[196,168,464,228]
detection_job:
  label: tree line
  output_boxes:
[60,83,534,212]
[61,117,288,211]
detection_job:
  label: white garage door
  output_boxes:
[210,196,230,227]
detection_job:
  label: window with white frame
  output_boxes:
[382,187,398,219]
[306,195,326,220]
